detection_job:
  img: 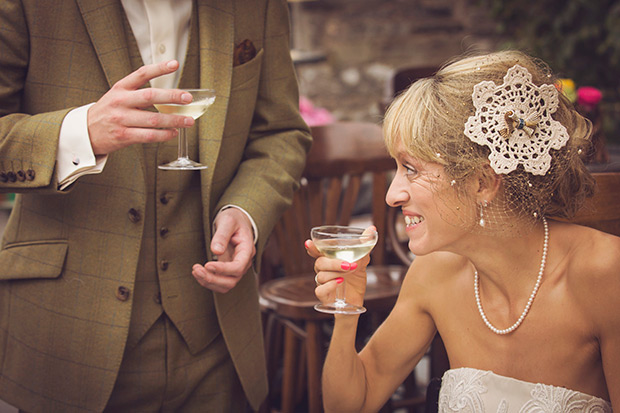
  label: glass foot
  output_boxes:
[158,157,208,171]
[314,302,367,315]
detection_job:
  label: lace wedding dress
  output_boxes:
[438,367,612,412]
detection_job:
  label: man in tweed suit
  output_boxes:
[0,0,311,411]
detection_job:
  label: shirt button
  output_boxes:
[160,260,169,271]
[128,208,141,223]
[116,286,131,301]
[160,227,169,238]
[158,43,166,54]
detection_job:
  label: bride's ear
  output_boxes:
[475,164,502,203]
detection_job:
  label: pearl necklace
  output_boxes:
[474,217,548,335]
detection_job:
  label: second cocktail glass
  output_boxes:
[311,225,378,315]
[155,88,216,170]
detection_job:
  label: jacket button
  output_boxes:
[26,169,35,181]
[16,170,26,182]
[154,292,162,304]
[128,208,141,223]
[160,260,169,271]
[159,227,169,237]
[6,172,16,182]
[160,193,170,204]
[116,286,131,301]
[0,172,7,183]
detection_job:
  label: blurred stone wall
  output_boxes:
[291,0,500,122]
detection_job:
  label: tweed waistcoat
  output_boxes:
[122,8,219,353]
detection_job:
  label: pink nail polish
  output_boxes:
[336,277,344,284]
[341,262,351,270]
[304,240,311,249]
[350,262,358,270]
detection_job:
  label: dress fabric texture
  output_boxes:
[439,368,612,412]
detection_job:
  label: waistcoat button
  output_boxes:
[160,260,169,271]
[160,227,169,237]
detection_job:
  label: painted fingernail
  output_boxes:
[341,262,351,270]
[350,262,358,270]
[304,240,311,249]
[336,277,344,284]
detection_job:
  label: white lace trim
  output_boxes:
[464,65,570,176]
[438,368,612,413]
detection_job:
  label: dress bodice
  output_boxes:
[438,367,612,412]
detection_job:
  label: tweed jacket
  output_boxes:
[0,0,311,411]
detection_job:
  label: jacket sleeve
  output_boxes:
[0,0,69,194]
[215,0,313,256]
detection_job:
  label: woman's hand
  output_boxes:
[305,226,375,309]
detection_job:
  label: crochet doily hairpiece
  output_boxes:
[464,64,569,175]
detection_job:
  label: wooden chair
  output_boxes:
[568,171,620,236]
[259,122,410,413]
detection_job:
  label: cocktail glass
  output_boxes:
[155,88,216,170]
[311,225,378,315]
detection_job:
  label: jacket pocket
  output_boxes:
[231,48,264,91]
[0,240,68,280]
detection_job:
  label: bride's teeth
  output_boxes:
[404,216,424,225]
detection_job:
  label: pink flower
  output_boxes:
[299,96,334,127]
[577,86,602,110]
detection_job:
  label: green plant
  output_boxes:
[478,0,620,96]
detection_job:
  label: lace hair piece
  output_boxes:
[464,64,570,175]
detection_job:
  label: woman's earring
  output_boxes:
[479,200,488,227]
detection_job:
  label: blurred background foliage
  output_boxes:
[478,0,620,141]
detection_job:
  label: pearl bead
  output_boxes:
[474,217,548,335]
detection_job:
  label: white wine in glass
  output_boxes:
[311,225,378,315]
[155,88,216,170]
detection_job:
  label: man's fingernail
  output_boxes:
[181,93,192,103]
[184,117,194,126]
[166,60,176,69]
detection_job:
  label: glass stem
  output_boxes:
[336,281,345,303]
[177,128,189,160]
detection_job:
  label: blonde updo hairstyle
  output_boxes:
[383,50,595,224]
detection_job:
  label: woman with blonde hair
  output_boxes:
[308,51,619,411]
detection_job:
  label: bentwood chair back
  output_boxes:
[259,122,409,413]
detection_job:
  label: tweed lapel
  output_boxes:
[76,0,147,179]
[76,0,134,87]
[196,0,234,233]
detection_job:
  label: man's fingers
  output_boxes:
[116,60,180,91]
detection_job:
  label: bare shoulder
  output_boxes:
[558,222,620,325]
[399,251,470,305]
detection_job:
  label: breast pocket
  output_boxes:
[231,48,264,92]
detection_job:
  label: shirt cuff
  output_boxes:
[218,205,259,245]
[57,103,108,190]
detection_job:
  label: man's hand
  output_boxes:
[87,60,195,155]
[192,208,256,293]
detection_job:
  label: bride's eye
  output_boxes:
[403,164,418,180]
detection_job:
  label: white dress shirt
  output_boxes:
[57,0,258,240]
